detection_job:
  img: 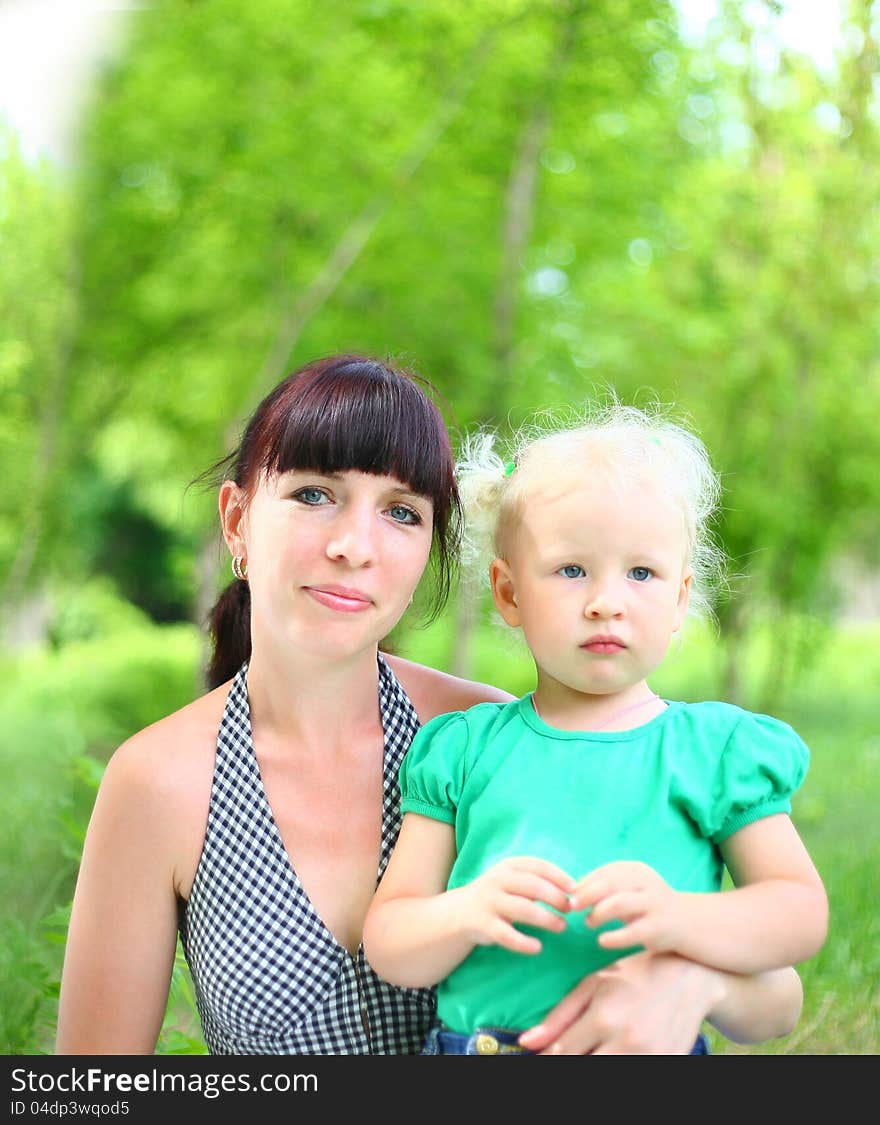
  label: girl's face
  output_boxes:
[223,469,434,661]
[490,475,692,703]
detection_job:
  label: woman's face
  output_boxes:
[227,468,435,660]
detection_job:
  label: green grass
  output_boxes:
[2,611,877,1054]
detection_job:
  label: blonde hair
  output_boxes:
[457,400,727,622]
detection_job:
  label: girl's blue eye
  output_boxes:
[294,487,330,505]
[389,505,421,525]
[628,566,653,582]
[559,565,585,579]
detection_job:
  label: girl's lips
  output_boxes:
[581,638,626,653]
[304,586,373,613]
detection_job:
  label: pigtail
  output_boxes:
[455,430,513,578]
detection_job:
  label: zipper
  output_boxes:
[353,950,373,1054]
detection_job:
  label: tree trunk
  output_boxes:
[1,251,79,642]
[227,29,497,449]
[453,1,583,678]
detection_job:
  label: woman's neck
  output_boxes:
[245,639,382,751]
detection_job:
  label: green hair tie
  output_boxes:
[504,461,516,477]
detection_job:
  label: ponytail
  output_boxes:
[206,579,252,689]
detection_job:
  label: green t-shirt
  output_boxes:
[398,695,809,1034]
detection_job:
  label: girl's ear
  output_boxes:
[490,558,521,627]
[219,481,248,558]
[672,569,692,632]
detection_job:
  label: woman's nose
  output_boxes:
[325,505,378,567]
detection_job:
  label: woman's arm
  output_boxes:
[55,738,184,1054]
[517,951,804,1054]
[382,654,515,723]
[363,812,573,988]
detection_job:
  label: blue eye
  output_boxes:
[558,565,585,579]
[628,566,653,582]
[389,505,421,525]
[293,487,330,505]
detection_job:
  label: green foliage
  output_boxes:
[5,1,879,653]
[0,622,202,1052]
[3,0,879,1056]
[156,943,208,1055]
[0,917,58,1055]
[0,128,75,609]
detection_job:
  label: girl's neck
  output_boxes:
[532,679,666,733]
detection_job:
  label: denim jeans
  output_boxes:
[421,1023,710,1056]
[421,1025,531,1055]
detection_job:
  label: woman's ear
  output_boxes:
[490,558,521,627]
[219,481,248,558]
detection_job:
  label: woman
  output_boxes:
[55,354,803,1054]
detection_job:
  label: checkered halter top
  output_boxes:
[179,656,437,1054]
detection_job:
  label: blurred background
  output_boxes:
[1,0,877,1055]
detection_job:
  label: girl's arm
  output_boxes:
[362,812,573,989]
[571,814,828,975]
[55,740,184,1054]
[518,952,804,1054]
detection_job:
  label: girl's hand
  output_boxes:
[518,950,722,1055]
[456,857,575,955]
[570,860,683,953]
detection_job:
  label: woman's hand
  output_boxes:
[517,950,723,1055]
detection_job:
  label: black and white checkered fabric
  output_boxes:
[180,655,437,1054]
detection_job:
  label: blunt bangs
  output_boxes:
[261,359,453,512]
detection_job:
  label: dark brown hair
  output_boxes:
[202,354,461,688]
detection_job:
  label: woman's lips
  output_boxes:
[304,585,374,613]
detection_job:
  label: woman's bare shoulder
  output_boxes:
[382,653,515,724]
[99,681,232,898]
[110,681,229,786]
[98,682,229,848]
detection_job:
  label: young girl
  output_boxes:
[362,402,828,1055]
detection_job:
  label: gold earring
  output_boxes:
[232,555,248,581]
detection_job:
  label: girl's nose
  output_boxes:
[584,581,624,618]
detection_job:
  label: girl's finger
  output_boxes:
[504,874,572,912]
[597,922,643,949]
[488,869,571,911]
[569,879,611,911]
[509,857,577,891]
[493,923,543,955]
[504,859,580,886]
[585,891,642,928]
[501,895,567,932]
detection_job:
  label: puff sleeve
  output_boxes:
[706,711,810,844]
[399,710,471,825]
